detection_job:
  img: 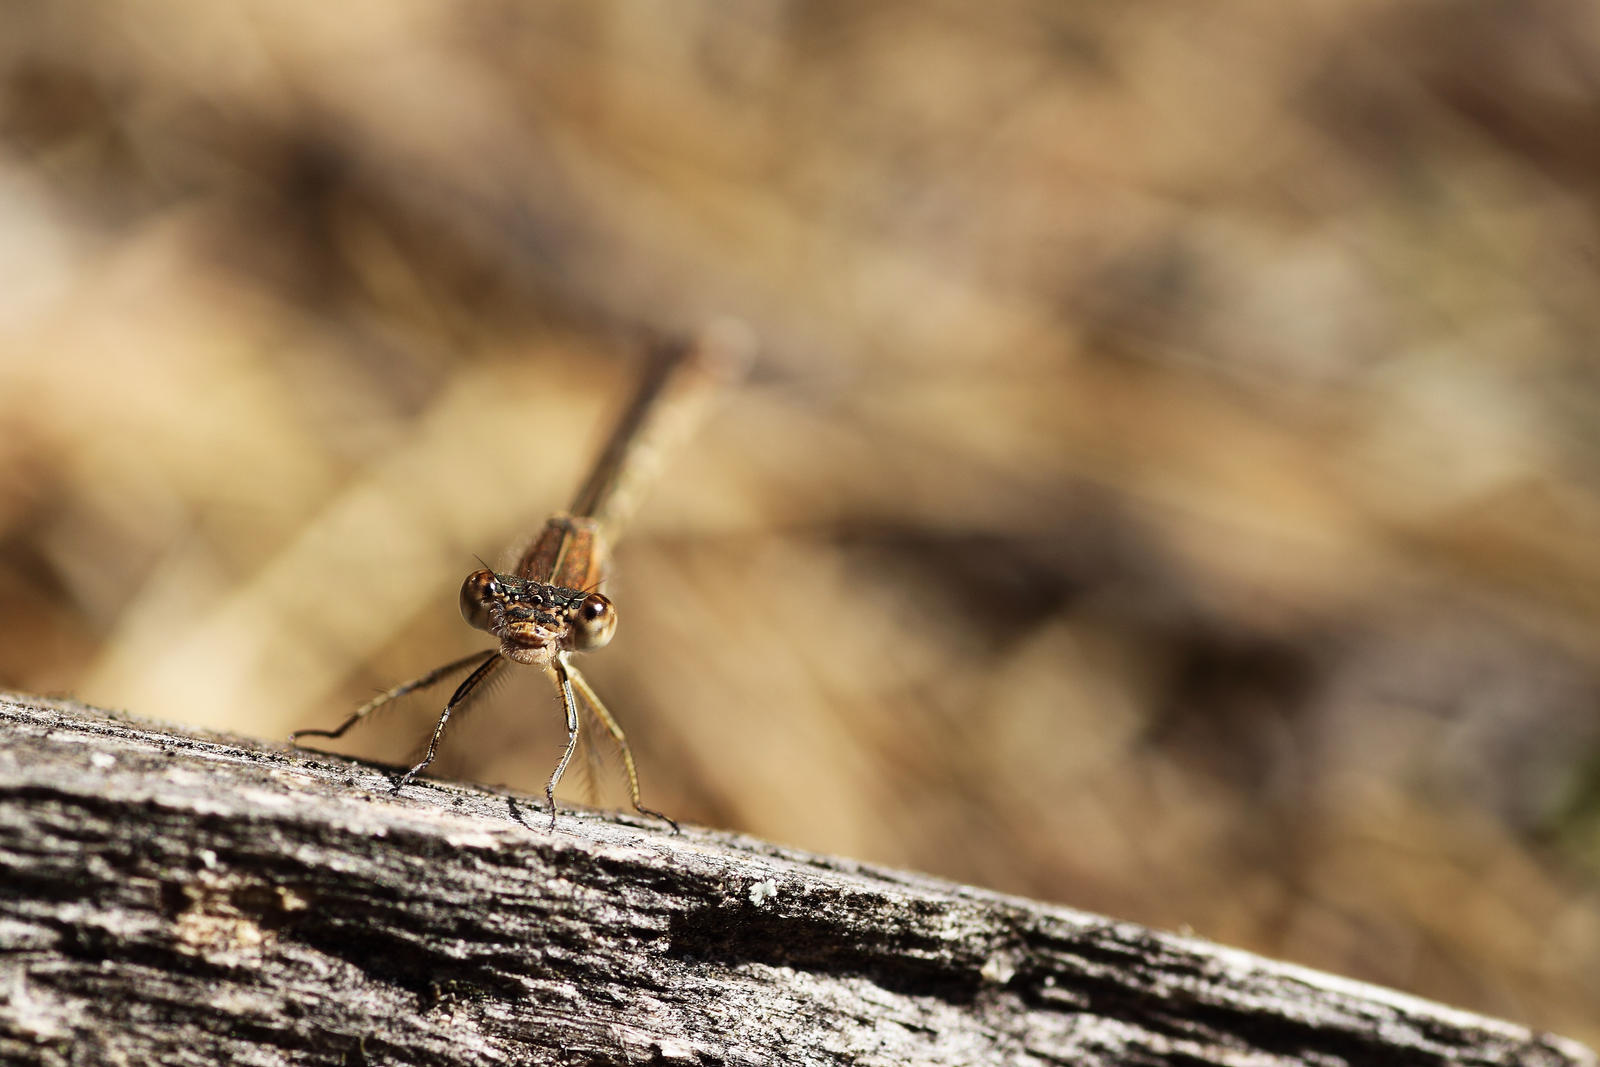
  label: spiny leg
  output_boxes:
[567,662,680,833]
[393,652,506,792]
[289,650,492,744]
[546,654,583,830]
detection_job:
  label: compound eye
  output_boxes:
[459,569,501,631]
[572,593,616,650]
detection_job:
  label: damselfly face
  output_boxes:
[458,568,617,665]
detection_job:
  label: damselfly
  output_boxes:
[291,328,747,831]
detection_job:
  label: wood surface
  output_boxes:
[0,694,1592,1067]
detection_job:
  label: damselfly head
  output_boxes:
[458,568,617,664]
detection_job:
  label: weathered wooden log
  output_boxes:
[0,694,1591,1066]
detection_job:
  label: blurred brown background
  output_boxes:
[1,0,1597,1046]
